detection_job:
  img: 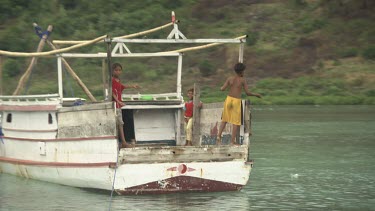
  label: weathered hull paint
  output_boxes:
[116,176,243,195]
[0,156,116,167]
[0,161,115,190]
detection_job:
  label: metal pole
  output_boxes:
[175,53,183,145]
[177,53,182,98]
[239,43,244,63]
[57,56,63,99]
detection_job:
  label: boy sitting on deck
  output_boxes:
[184,88,203,146]
[217,63,262,145]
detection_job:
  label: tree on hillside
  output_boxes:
[319,0,375,17]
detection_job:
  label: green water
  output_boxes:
[1,105,374,210]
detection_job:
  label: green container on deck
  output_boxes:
[140,95,153,100]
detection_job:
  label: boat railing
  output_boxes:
[122,93,183,102]
[0,94,60,102]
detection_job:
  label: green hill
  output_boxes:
[0,0,374,104]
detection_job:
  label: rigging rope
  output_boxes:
[53,22,174,45]
[0,34,106,57]
[160,35,247,53]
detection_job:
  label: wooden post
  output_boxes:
[102,59,108,99]
[13,25,53,95]
[106,37,113,102]
[244,100,251,135]
[192,83,201,146]
[46,40,97,102]
[244,100,251,161]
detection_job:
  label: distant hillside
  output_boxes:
[0,0,374,104]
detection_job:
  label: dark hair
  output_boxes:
[187,88,194,93]
[234,63,246,74]
[112,63,122,71]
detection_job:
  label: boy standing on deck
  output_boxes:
[184,88,203,146]
[217,63,262,145]
[112,63,140,148]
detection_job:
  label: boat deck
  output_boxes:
[119,145,248,164]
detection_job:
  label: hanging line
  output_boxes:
[107,146,120,211]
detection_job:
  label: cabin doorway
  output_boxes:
[122,109,135,143]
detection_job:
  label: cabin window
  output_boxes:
[48,113,53,124]
[6,113,12,123]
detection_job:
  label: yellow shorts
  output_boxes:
[185,117,193,141]
[221,96,242,126]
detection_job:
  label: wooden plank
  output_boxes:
[192,83,201,146]
[119,145,248,164]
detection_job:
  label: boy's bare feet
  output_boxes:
[216,136,222,145]
[230,141,240,146]
[121,142,134,148]
[184,140,192,146]
[131,139,136,145]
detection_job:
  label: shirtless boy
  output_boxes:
[217,63,262,145]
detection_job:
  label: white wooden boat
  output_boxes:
[0,95,253,194]
[0,17,254,195]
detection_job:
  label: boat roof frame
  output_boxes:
[56,19,246,101]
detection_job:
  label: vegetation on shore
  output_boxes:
[0,0,374,104]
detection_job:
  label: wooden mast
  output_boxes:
[13,25,53,95]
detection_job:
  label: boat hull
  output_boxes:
[0,99,253,195]
[0,158,252,195]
